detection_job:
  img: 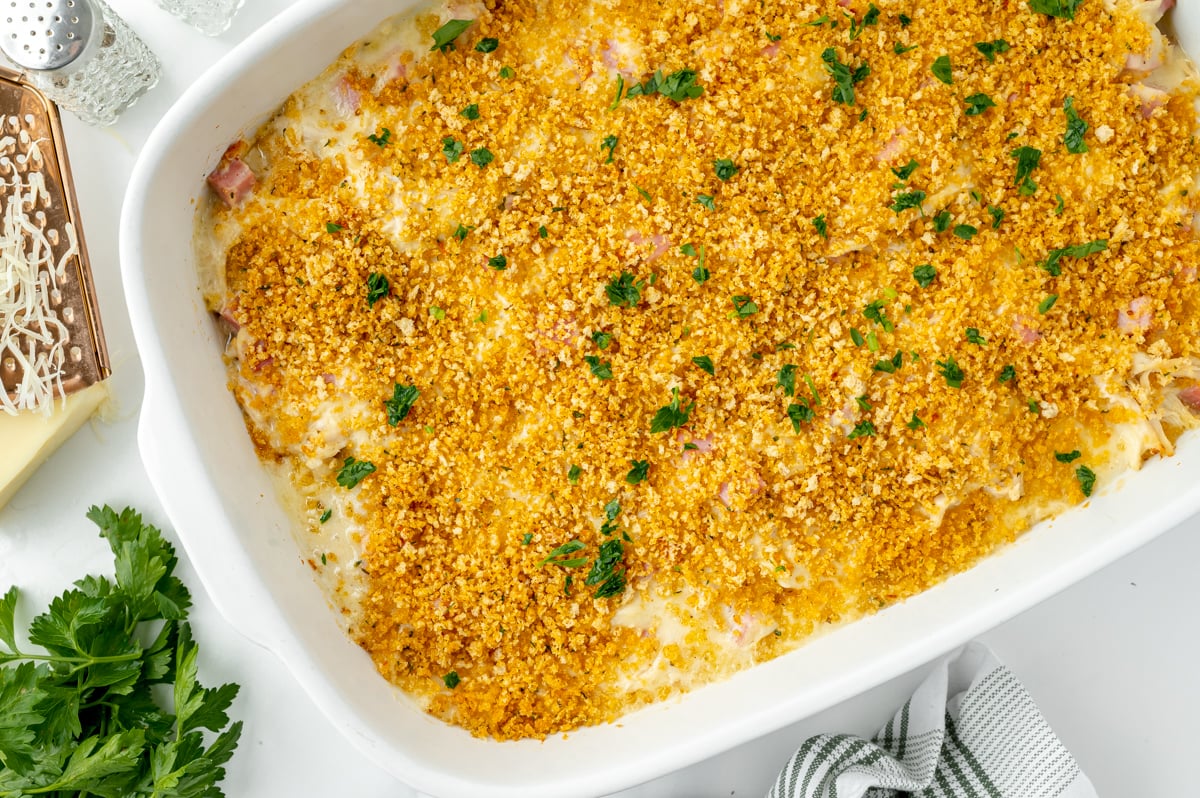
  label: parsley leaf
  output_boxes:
[366,272,390,306]
[894,41,919,54]
[431,19,473,52]
[605,272,644,307]
[1063,96,1089,154]
[583,355,613,380]
[337,457,376,488]
[1038,293,1059,314]
[367,128,392,147]
[586,538,627,598]
[326,222,343,233]
[1041,239,1107,275]
[813,215,828,239]
[933,210,952,232]
[650,387,693,433]
[1029,0,1085,20]
[591,330,612,350]
[469,147,494,167]
[625,460,650,484]
[931,55,953,85]
[913,263,937,287]
[906,411,926,429]
[568,464,583,483]
[488,253,508,271]
[964,92,996,116]
[692,355,715,375]
[1076,465,1097,497]
[863,299,895,332]
[777,364,797,396]
[848,420,877,439]
[988,206,1005,229]
[998,364,1017,382]
[1056,450,1083,463]
[892,159,919,181]
[891,190,926,214]
[730,295,759,318]
[1011,146,1042,190]
[443,671,461,688]
[626,69,704,102]
[696,194,716,211]
[460,103,480,120]
[601,134,618,163]
[384,383,420,425]
[965,327,987,346]
[714,159,740,181]
[974,39,1010,61]
[498,65,515,79]
[822,47,870,105]
[454,223,471,241]
[936,355,964,388]
[787,402,815,431]
[475,37,499,53]
[953,224,978,240]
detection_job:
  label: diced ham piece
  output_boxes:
[1179,385,1200,411]
[332,75,361,117]
[628,231,672,261]
[717,481,732,508]
[1124,50,1164,74]
[874,126,908,163]
[760,41,781,59]
[1129,83,1168,118]
[677,431,715,462]
[1117,296,1153,333]
[207,158,256,208]
[1012,317,1042,345]
[216,305,241,332]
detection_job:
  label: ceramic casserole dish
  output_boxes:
[120,1,1200,795]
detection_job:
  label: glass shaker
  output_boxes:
[0,0,160,127]
[153,0,244,36]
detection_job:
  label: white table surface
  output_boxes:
[2,3,1198,795]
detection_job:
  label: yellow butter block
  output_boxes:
[0,382,108,510]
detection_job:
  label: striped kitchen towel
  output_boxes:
[767,642,1097,798]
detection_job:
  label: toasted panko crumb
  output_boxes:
[202,0,1200,739]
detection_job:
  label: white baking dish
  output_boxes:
[120,3,1200,796]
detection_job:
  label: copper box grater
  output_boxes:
[0,65,109,408]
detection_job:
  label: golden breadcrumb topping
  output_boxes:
[201,0,1200,739]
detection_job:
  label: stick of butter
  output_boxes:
[0,382,108,510]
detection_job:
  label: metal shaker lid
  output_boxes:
[0,0,99,72]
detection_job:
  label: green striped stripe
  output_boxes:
[938,714,983,798]
[945,712,1002,798]
[777,735,823,798]
[819,738,869,798]
[896,700,911,760]
[801,735,853,796]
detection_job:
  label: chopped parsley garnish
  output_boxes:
[1054,194,1066,215]
[806,14,832,26]
[584,355,613,380]
[498,65,515,79]
[591,330,612,349]
[936,355,964,388]
[1029,399,1041,414]
[454,223,471,241]
[822,47,870,105]
[730,295,759,318]
[693,263,710,284]
[385,383,420,425]
[714,159,740,181]
[1055,450,1083,463]
[539,540,587,568]
[848,420,877,439]
[626,69,704,102]
[431,19,473,52]
[538,225,548,238]
[847,4,880,40]
[320,508,332,523]
[568,464,582,483]
[803,374,822,405]
[894,41,918,54]
[680,243,697,257]
[601,134,618,163]
[787,402,815,431]
[913,263,937,287]
[326,222,343,233]
[1076,465,1096,497]
[650,387,693,433]
[1063,97,1089,154]
[1038,293,1059,314]
[586,538,627,598]
[459,103,480,120]
[931,55,953,84]
[866,331,880,351]
[625,460,650,484]
[898,13,913,26]
[635,185,652,202]
[692,355,715,375]
[430,306,446,320]
[850,327,865,346]
[964,92,996,116]
[855,395,873,412]
[488,253,508,270]
[336,457,376,488]
[906,411,926,429]
[443,671,460,689]
[1010,146,1042,194]
[1029,0,1085,20]
[862,299,894,332]
[522,532,533,545]
[606,271,644,307]
[696,194,716,211]
[873,351,904,373]
[813,214,828,239]
[891,190,926,214]
[974,39,1010,61]
[933,210,952,232]
[469,147,494,167]
[892,159,919,180]
[475,36,499,53]
[366,272,390,306]
[1041,239,1108,275]
[610,75,625,110]
[988,206,1005,229]
[367,128,392,147]
[777,364,797,395]
[965,327,987,346]
[953,224,978,240]
[998,364,1016,382]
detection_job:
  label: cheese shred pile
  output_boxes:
[200,0,1200,739]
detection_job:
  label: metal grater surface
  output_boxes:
[0,64,107,409]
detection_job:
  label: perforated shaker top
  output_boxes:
[0,0,98,72]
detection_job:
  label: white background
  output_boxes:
[1,2,1198,795]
